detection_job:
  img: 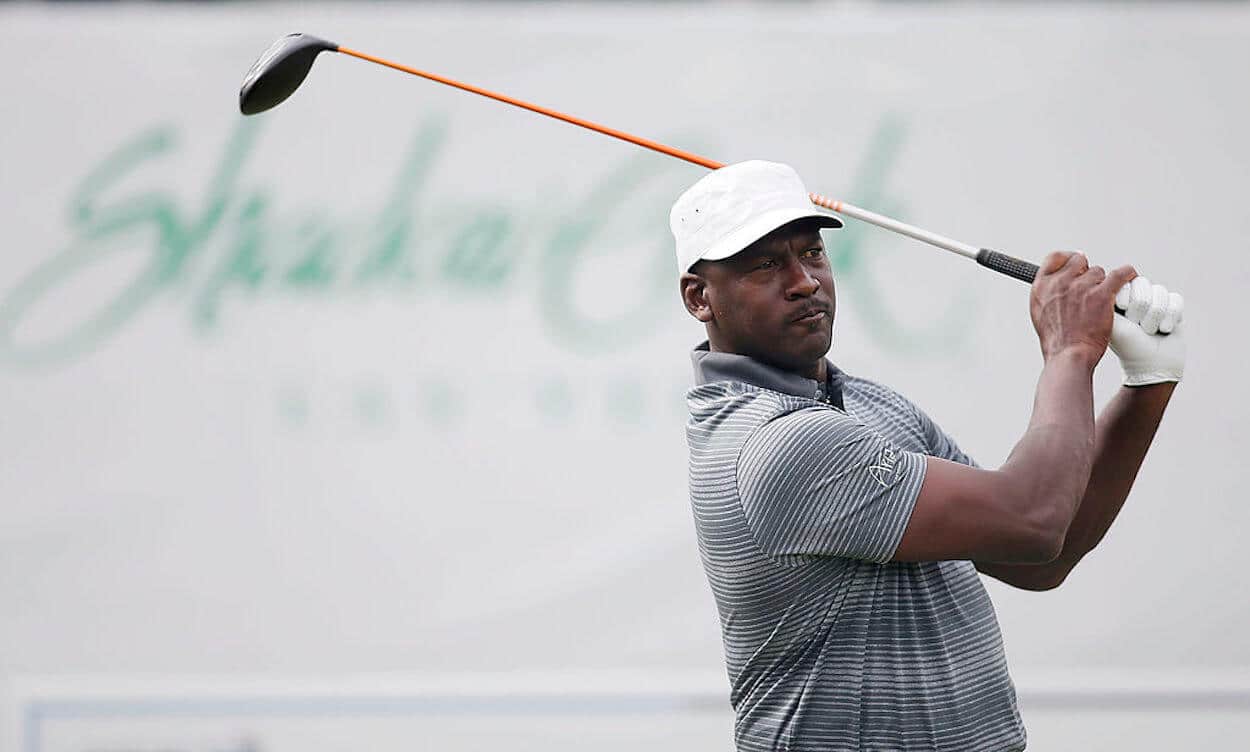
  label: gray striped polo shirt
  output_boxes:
[686,344,1025,752]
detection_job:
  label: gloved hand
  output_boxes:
[1109,276,1185,386]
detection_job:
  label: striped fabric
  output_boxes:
[686,346,1026,751]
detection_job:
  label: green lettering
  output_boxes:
[193,193,269,328]
[538,155,682,353]
[442,210,514,288]
[354,118,447,288]
[0,119,260,365]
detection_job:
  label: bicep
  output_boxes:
[891,457,1055,564]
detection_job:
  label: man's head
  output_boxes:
[672,161,841,380]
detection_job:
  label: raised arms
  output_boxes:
[974,381,1175,588]
[892,252,1137,564]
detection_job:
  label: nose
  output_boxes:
[783,258,820,299]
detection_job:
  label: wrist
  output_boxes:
[1045,344,1102,373]
[1124,375,1180,391]
[1123,381,1177,397]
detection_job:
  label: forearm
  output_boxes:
[978,382,1175,589]
[996,348,1098,538]
[1059,381,1174,555]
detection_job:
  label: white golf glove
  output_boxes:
[1109,276,1185,386]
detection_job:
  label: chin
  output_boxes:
[797,329,833,360]
[768,340,832,374]
[798,342,833,366]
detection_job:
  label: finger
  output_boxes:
[1078,265,1107,287]
[1040,251,1074,275]
[1158,291,1184,334]
[1061,252,1089,277]
[1125,276,1152,323]
[1107,266,1138,309]
[1139,283,1169,335]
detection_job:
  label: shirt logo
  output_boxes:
[867,444,899,487]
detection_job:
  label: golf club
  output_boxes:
[238,33,1041,285]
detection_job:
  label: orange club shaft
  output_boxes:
[337,46,726,171]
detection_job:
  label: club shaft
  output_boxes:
[807,194,980,260]
[338,46,724,170]
[336,45,1005,271]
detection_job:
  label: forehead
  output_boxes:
[737,223,824,258]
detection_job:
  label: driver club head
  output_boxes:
[239,33,338,115]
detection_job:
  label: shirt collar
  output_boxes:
[690,341,845,408]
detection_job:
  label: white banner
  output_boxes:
[2,3,1248,750]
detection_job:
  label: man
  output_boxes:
[673,160,1184,751]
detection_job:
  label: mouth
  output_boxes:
[791,307,830,324]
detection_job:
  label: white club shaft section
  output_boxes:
[808,193,980,260]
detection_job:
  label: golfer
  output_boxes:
[673,161,1184,751]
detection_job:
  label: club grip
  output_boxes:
[976,248,1038,284]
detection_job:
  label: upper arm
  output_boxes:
[895,397,1062,563]
[737,409,927,563]
[738,405,1060,566]
[892,457,1059,563]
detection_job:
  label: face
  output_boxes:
[681,219,835,380]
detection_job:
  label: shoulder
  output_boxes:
[844,372,977,466]
[843,372,922,413]
[842,373,931,435]
[738,405,882,484]
[687,381,806,429]
[747,402,862,444]
[735,401,930,563]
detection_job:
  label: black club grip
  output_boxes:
[976,248,1038,284]
[975,248,1152,329]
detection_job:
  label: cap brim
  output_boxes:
[697,207,843,265]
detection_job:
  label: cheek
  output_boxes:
[714,302,749,327]
[709,287,743,322]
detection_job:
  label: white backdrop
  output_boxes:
[2,3,1248,751]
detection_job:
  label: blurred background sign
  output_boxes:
[2,2,1248,750]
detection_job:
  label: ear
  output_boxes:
[680,272,714,323]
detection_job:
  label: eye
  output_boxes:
[753,258,777,270]
[803,247,825,259]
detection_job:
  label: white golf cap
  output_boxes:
[670,160,842,272]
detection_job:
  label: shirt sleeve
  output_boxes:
[736,407,928,563]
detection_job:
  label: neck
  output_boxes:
[705,338,827,384]
[800,359,828,383]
